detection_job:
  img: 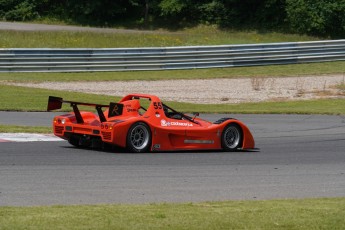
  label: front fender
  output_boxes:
[223,120,255,149]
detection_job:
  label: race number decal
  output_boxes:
[153,102,162,110]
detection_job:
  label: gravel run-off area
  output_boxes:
[6,74,345,104]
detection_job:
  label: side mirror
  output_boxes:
[192,112,199,120]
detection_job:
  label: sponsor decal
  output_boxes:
[184,139,214,144]
[125,104,137,113]
[161,119,193,127]
[108,103,124,117]
[127,108,137,112]
[161,119,168,126]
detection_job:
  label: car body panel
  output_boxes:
[49,93,255,152]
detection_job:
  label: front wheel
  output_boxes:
[221,124,243,151]
[126,122,152,153]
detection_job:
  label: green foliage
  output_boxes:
[286,0,345,38]
[0,0,344,37]
[198,1,227,25]
[61,0,139,25]
[0,0,37,21]
[159,0,186,16]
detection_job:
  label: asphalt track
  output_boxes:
[1,112,345,206]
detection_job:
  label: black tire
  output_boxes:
[126,122,152,153]
[68,134,92,148]
[68,135,80,147]
[102,142,114,151]
[221,123,243,151]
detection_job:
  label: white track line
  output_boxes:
[0,133,63,142]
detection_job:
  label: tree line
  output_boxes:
[1,0,344,38]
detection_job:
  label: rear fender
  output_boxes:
[103,119,152,149]
[56,112,100,124]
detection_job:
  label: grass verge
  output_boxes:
[0,124,51,133]
[0,198,344,230]
[169,98,345,115]
[0,25,317,48]
[1,62,345,83]
[0,85,344,115]
[0,85,119,111]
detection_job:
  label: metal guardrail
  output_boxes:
[0,40,344,72]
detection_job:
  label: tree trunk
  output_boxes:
[144,0,149,25]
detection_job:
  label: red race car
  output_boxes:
[47,94,255,152]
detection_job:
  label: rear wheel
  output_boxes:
[126,122,152,153]
[221,124,243,151]
[68,135,80,147]
[68,134,93,148]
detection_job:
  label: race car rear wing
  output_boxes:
[47,96,110,123]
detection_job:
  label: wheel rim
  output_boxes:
[130,124,149,150]
[224,126,240,149]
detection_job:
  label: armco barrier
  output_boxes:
[0,40,344,72]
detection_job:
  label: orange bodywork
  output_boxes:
[51,94,255,152]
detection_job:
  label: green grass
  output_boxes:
[169,98,345,115]
[0,198,344,230]
[0,124,51,133]
[1,85,344,115]
[0,85,119,111]
[0,25,317,48]
[1,62,344,83]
